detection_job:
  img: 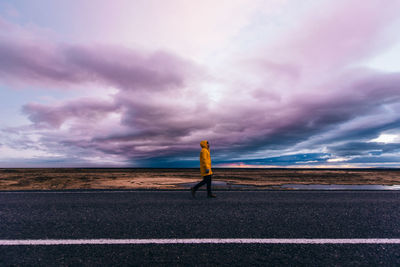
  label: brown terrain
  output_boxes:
[1,168,400,190]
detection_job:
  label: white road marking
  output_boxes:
[1,239,400,245]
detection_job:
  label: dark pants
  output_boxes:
[193,175,212,195]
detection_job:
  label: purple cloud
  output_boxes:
[22,98,118,128]
[3,0,400,167]
[0,39,198,91]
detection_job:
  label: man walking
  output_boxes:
[191,140,216,198]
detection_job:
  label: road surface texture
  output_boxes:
[1,190,399,266]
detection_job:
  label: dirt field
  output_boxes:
[1,168,400,190]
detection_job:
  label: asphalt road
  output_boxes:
[1,190,400,266]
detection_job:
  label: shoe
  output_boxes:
[207,194,216,198]
[191,187,196,198]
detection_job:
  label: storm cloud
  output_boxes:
[2,0,400,167]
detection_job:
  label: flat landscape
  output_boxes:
[1,168,400,190]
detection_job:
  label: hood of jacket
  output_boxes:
[200,140,208,149]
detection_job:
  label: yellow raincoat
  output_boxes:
[200,140,213,176]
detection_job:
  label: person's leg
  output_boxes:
[193,176,207,191]
[205,175,216,198]
[205,175,212,195]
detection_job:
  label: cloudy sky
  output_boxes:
[1,0,400,168]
